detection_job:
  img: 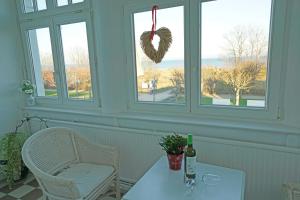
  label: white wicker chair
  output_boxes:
[283,183,300,200]
[21,127,121,200]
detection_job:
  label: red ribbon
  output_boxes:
[150,5,159,40]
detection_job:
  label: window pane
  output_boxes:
[37,0,47,11]
[28,28,57,97]
[200,0,272,108]
[23,0,34,13]
[134,6,185,104]
[60,22,93,100]
[72,0,84,4]
[57,0,68,6]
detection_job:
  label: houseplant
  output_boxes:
[159,133,187,170]
[0,116,48,188]
[0,132,30,188]
[21,80,36,106]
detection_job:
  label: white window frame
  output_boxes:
[125,0,288,120]
[124,0,191,113]
[18,0,100,108]
[191,0,287,120]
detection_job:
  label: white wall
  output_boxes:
[21,0,300,200]
[0,0,22,134]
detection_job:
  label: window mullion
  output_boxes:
[46,0,55,10]
[84,15,100,105]
[190,0,200,112]
[33,0,38,12]
[184,0,192,113]
[49,19,67,104]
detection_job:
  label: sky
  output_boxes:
[134,0,272,60]
[34,22,89,65]
[34,0,272,64]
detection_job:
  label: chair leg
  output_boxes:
[115,175,121,200]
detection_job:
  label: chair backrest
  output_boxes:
[22,127,79,174]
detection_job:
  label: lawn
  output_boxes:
[45,89,92,100]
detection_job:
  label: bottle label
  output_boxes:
[186,156,196,175]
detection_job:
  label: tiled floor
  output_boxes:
[0,175,120,200]
[0,175,43,200]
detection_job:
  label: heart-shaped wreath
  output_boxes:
[140,27,172,64]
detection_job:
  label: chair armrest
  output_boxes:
[39,175,81,199]
[75,135,119,170]
[24,161,81,199]
[283,183,300,200]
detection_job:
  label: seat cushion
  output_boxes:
[57,163,114,198]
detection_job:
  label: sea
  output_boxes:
[149,58,225,69]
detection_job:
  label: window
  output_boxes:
[200,0,272,108]
[60,22,93,100]
[23,0,35,13]
[36,0,47,11]
[28,27,57,97]
[23,0,47,13]
[22,0,85,13]
[19,0,98,106]
[133,6,185,104]
[57,0,85,7]
[126,0,286,119]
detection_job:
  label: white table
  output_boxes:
[122,156,245,200]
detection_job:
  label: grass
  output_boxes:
[201,96,213,105]
[230,98,247,107]
[45,90,57,96]
[45,89,92,100]
[201,95,249,106]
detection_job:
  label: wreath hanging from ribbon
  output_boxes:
[140,5,172,64]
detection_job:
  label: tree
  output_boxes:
[143,67,161,84]
[223,61,262,105]
[40,53,55,89]
[222,26,267,105]
[70,47,89,66]
[170,69,184,97]
[223,26,267,65]
[202,67,220,95]
[68,47,91,98]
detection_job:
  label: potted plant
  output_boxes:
[0,132,30,188]
[21,80,36,106]
[0,116,48,188]
[159,133,187,170]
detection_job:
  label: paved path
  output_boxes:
[138,89,173,102]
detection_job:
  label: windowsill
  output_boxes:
[23,105,102,117]
[23,105,300,136]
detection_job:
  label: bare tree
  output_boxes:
[247,26,268,62]
[202,67,220,95]
[68,47,91,98]
[40,53,53,66]
[143,67,161,83]
[223,61,262,105]
[223,26,267,65]
[170,69,184,97]
[222,26,267,105]
[70,47,89,66]
[223,26,248,65]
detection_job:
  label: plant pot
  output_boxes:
[0,160,29,182]
[27,94,35,106]
[167,153,183,170]
[19,164,29,180]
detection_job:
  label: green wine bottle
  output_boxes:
[184,134,196,184]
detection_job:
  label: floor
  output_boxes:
[0,175,42,200]
[0,175,120,200]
